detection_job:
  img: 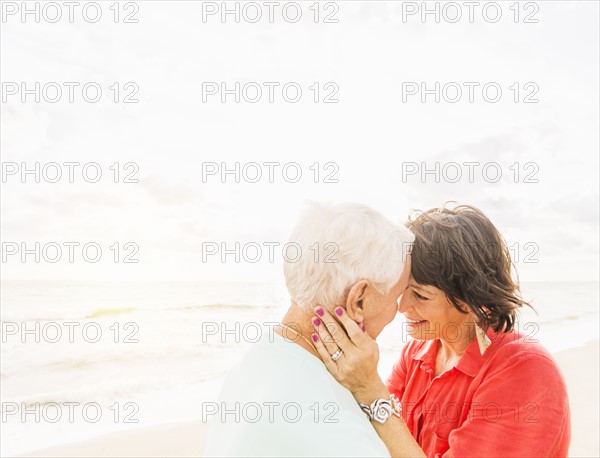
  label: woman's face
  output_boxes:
[398,275,474,342]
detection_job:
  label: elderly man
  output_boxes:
[203,202,414,457]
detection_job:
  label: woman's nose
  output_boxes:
[397,293,412,313]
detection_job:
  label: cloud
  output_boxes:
[138,175,203,206]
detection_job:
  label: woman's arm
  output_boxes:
[311,305,426,458]
[351,378,426,458]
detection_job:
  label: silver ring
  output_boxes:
[331,348,343,362]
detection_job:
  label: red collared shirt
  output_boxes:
[386,326,571,457]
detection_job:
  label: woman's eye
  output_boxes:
[414,291,428,300]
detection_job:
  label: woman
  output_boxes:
[310,205,571,457]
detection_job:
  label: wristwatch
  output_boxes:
[359,394,402,424]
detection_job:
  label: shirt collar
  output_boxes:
[411,326,504,378]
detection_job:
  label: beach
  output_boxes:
[19,339,599,458]
[3,0,598,455]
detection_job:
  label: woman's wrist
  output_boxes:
[352,377,389,405]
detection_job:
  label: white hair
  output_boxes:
[283,202,414,311]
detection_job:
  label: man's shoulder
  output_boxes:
[220,335,354,401]
[206,335,391,457]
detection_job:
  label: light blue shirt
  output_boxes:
[203,332,390,457]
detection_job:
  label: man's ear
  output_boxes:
[345,280,369,323]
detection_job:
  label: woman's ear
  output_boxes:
[456,299,471,314]
[345,280,369,323]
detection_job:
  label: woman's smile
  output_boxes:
[405,317,427,326]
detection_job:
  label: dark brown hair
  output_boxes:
[407,204,534,333]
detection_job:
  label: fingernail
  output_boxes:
[361,323,366,332]
[311,333,319,342]
[312,317,321,327]
[315,307,324,317]
[335,307,343,317]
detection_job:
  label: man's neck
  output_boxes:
[276,302,321,360]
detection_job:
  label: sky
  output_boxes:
[1,1,598,282]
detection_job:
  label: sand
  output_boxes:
[20,421,208,458]
[554,340,599,457]
[19,340,599,458]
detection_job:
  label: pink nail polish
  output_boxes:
[311,333,319,342]
[315,307,324,317]
[361,323,366,332]
[312,317,321,327]
[335,307,343,316]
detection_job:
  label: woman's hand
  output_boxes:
[310,305,388,403]
[311,305,426,458]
